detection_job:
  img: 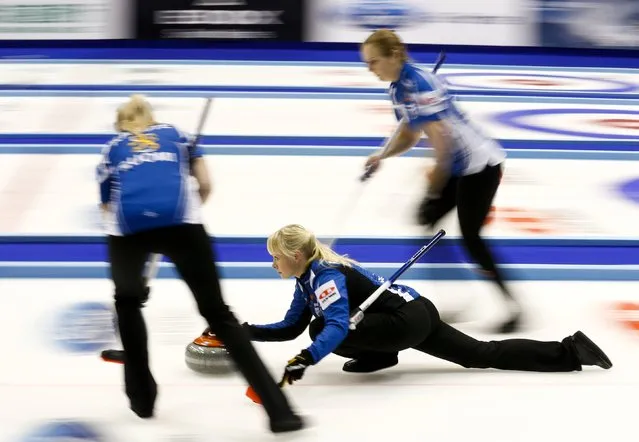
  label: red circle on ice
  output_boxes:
[442,73,636,93]
[497,78,564,87]
[593,118,639,130]
[611,302,639,332]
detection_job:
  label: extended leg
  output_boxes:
[457,165,522,332]
[156,224,303,433]
[107,235,157,417]
[414,320,611,372]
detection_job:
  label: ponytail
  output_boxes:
[306,238,357,268]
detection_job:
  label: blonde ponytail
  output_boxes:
[267,224,358,268]
[309,240,358,267]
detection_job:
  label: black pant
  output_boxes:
[108,223,296,420]
[419,163,513,298]
[309,297,580,372]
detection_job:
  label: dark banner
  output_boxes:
[538,0,639,49]
[135,0,305,40]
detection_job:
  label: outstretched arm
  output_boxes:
[246,285,312,342]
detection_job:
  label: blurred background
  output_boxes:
[2,0,638,47]
[0,1,638,441]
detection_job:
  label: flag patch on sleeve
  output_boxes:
[315,280,341,310]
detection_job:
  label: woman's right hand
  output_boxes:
[362,153,383,180]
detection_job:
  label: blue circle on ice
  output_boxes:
[618,178,639,206]
[21,420,104,441]
[52,302,116,353]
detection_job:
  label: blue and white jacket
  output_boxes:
[390,62,505,176]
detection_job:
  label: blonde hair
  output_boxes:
[267,224,358,268]
[115,94,157,134]
[362,29,408,62]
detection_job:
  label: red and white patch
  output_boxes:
[415,92,441,106]
[315,280,341,310]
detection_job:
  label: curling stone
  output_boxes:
[185,332,236,375]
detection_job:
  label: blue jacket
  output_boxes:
[249,260,421,364]
[96,124,203,235]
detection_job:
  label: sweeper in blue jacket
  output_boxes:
[96,94,304,434]
[243,224,612,385]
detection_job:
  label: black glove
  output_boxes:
[241,322,258,339]
[205,323,254,338]
[280,349,314,386]
[417,196,440,227]
[141,286,150,306]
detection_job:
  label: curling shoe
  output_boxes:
[270,414,306,434]
[129,378,157,419]
[343,354,398,373]
[130,404,154,419]
[100,349,125,364]
[570,331,612,369]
